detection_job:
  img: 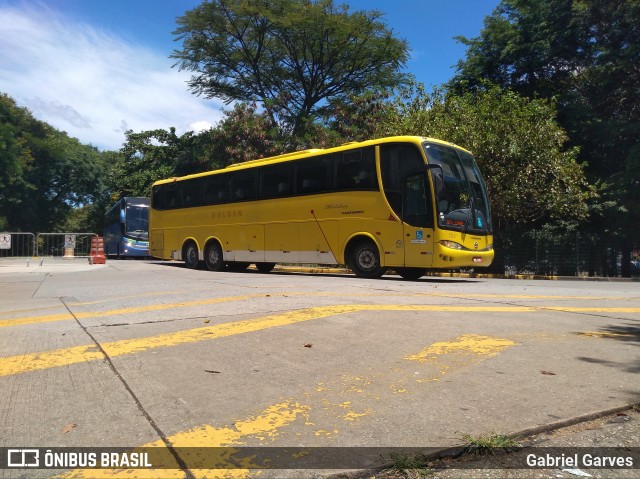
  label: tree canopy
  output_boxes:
[172,0,408,138]
[369,82,593,227]
[0,93,108,232]
[451,0,640,260]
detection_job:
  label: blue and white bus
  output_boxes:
[104,197,150,258]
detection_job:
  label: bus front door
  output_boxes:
[402,173,434,268]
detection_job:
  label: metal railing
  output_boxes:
[35,233,98,262]
[0,232,36,259]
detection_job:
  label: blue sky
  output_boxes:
[0,0,499,150]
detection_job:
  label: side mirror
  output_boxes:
[119,209,125,223]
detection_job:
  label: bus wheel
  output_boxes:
[204,242,225,271]
[183,242,200,269]
[396,267,426,280]
[349,241,385,279]
[256,262,276,273]
[227,261,250,272]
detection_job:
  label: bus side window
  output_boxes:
[203,174,229,205]
[180,178,203,208]
[152,185,164,210]
[259,163,293,199]
[295,156,329,194]
[163,183,179,210]
[230,170,256,202]
[335,147,377,190]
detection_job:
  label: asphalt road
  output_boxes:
[0,259,638,478]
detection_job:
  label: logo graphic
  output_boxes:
[8,449,39,467]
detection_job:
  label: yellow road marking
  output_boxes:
[577,331,638,339]
[57,333,521,478]
[0,312,75,328]
[2,303,639,378]
[0,305,532,377]
[2,287,639,328]
[0,294,266,329]
[57,401,308,479]
[406,334,517,363]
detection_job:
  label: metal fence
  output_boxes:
[496,228,639,277]
[0,232,36,258]
[36,233,97,259]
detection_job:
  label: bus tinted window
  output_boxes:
[180,178,203,208]
[335,147,377,190]
[295,155,330,194]
[230,169,256,201]
[203,174,230,205]
[161,183,179,210]
[259,163,293,199]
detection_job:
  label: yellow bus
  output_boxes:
[149,136,493,279]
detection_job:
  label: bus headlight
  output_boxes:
[439,240,464,250]
[479,244,493,252]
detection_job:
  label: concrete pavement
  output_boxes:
[0,259,638,478]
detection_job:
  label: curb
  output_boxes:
[327,403,639,479]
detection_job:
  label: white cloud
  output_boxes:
[0,3,225,150]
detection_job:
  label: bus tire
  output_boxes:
[349,240,385,279]
[204,242,225,271]
[396,267,426,280]
[183,241,200,269]
[256,262,276,273]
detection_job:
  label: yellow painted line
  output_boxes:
[3,303,637,378]
[406,334,517,363]
[57,334,522,478]
[0,294,268,329]
[0,312,75,328]
[57,401,308,478]
[0,305,534,377]
[404,334,518,385]
[577,331,638,339]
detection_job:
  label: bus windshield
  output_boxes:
[125,204,149,241]
[423,142,492,234]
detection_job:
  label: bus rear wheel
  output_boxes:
[256,262,276,273]
[349,240,385,279]
[183,242,200,269]
[204,242,225,271]
[396,267,427,280]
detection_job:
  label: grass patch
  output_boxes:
[384,452,432,478]
[460,433,520,455]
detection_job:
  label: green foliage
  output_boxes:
[379,82,593,227]
[172,0,408,137]
[452,0,640,260]
[109,127,206,200]
[0,93,108,232]
[201,103,283,165]
[461,432,520,454]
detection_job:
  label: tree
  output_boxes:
[451,0,640,274]
[0,93,108,232]
[172,0,408,138]
[380,82,593,227]
[200,102,283,165]
[109,127,213,200]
